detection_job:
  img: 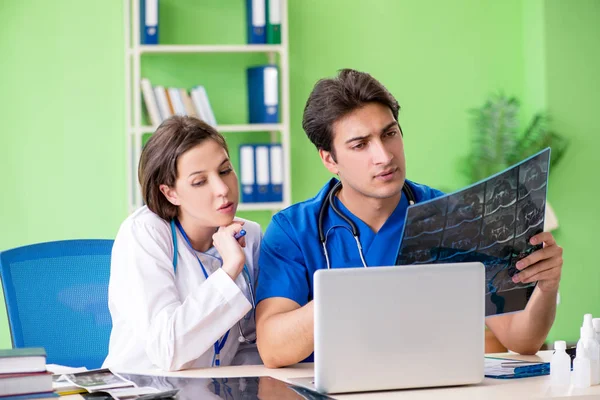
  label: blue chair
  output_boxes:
[0,239,113,369]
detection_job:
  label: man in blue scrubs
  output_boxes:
[255,69,564,368]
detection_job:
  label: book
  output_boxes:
[179,89,198,119]
[0,348,46,374]
[0,372,53,398]
[153,86,172,120]
[140,78,161,126]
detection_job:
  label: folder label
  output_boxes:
[252,0,266,27]
[255,145,270,202]
[269,0,281,24]
[264,67,278,116]
[240,146,256,203]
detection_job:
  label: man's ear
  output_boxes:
[319,149,339,175]
[159,184,181,206]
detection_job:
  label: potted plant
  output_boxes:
[463,94,569,230]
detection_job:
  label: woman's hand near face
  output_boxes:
[213,220,246,280]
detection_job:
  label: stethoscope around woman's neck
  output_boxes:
[169,219,256,349]
[317,180,417,269]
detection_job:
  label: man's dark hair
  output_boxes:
[302,69,400,158]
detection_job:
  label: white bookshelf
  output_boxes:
[136,44,283,54]
[124,0,291,214]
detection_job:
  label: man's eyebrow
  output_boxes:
[344,121,398,144]
[187,158,230,177]
[380,121,398,133]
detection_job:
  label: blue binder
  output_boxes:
[246,0,267,44]
[269,144,283,202]
[140,0,159,45]
[247,65,279,124]
[239,145,256,203]
[254,145,271,202]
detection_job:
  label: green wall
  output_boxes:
[543,0,600,343]
[0,0,597,347]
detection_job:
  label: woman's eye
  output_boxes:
[353,143,366,150]
[220,168,233,175]
[192,180,206,187]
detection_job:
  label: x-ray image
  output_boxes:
[484,169,518,216]
[403,197,448,239]
[396,234,442,264]
[516,189,546,237]
[480,206,516,249]
[445,186,484,228]
[518,151,549,200]
[396,148,551,317]
[438,220,481,260]
[479,240,513,261]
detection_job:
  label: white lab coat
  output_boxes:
[103,206,262,371]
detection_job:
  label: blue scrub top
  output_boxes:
[256,178,444,307]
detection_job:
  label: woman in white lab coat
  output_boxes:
[103,116,262,371]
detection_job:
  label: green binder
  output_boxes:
[266,0,281,44]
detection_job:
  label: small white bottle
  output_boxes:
[573,355,591,388]
[575,314,600,386]
[592,318,600,382]
[551,340,571,386]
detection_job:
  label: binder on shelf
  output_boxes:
[140,78,161,126]
[247,65,279,124]
[140,0,159,45]
[167,88,186,116]
[246,0,266,44]
[255,145,270,202]
[154,86,172,120]
[269,144,283,202]
[266,0,281,44]
[240,145,256,203]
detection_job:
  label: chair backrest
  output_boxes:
[0,239,113,369]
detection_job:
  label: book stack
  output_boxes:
[141,79,217,128]
[0,348,53,399]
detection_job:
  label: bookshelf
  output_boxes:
[124,0,291,215]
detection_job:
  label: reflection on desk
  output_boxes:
[59,351,600,400]
[118,374,334,400]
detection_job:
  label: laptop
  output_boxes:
[293,262,485,394]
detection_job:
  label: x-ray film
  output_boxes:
[396,148,551,317]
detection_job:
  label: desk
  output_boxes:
[64,351,600,399]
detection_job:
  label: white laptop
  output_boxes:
[293,262,485,394]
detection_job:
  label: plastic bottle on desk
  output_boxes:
[592,318,600,381]
[550,341,571,386]
[573,355,591,388]
[574,314,599,386]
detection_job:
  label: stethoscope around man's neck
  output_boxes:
[317,180,417,270]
